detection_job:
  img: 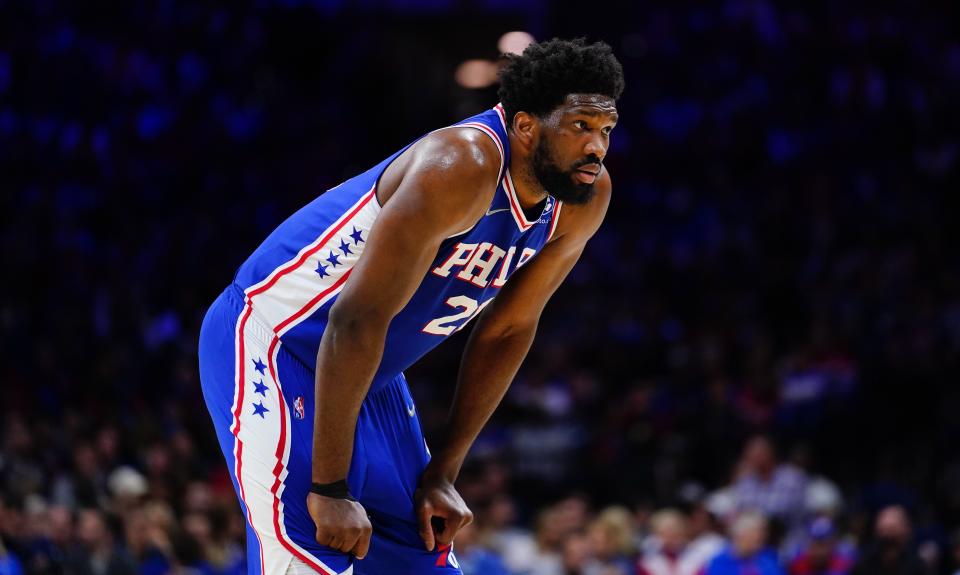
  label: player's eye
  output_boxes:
[602,126,613,136]
[574,120,588,130]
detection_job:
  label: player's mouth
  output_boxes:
[573,165,601,184]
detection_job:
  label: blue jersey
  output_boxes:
[232,104,561,391]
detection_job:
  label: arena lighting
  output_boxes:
[454,59,499,88]
[498,31,535,55]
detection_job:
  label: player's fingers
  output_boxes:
[340,529,361,555]
[440,506,473,545]
[453,512,472,536]
[317,528,343,551]
[351,527,372,559]
[322,536,338,550]
[447,506,472,529]
[417,500,435,551]
[435,528,453,547]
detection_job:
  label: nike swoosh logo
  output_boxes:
[407,404,416,417]
[485,207,511,216]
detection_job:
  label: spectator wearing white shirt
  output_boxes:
[639,509,723,575]
[733,436,808,534]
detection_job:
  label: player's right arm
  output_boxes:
[306,128,500,558]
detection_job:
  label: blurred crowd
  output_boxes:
[2,432,957,575]
[2,0,960,574]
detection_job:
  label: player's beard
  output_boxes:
[531,135,600,205]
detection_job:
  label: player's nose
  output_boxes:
[584,136,606,160]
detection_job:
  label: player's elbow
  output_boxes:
[475,313,538,344]
[326,299,393,341]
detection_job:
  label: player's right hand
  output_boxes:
[307,492,373,559]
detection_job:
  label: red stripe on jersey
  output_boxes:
[247,188,376,301]
[266,337,339,575]
[502,171,535,231]
[231,304,268,574]
[547,201,563,241]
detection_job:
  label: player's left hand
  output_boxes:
[414,472,473,551]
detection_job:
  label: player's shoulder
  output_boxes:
[410,126,502,182]
[382,123,502,220]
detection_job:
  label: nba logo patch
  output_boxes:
[293,396,305,420]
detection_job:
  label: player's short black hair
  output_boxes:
[498,38,624,130]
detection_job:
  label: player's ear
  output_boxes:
[512,111,538,152]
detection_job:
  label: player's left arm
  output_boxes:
[416,172,612,543]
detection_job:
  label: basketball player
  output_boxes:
[198,38,624,574]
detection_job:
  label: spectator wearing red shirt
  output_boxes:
[788,518,854,575]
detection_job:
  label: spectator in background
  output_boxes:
[105,467,148,518]
[63,508,137,575]
[122,505,175,575]
[560,531,593,575]
[638,508,687,575]
[555,496,593,538]
[772,446,848,559]
[18,503,73,574]
[586,506,636,575]
[850,506,926,575]
[732,436,808,536]
[788,517,854,575]
[686,503,727,565]
[181,510,245,575]
[639,508,722,575]
[449,521,510,575]
[526,507,568,575]
[0,536,23,575]
[705,512,784,575]
[51,443,109,511]
[481,494,539,574]
[525,497,604,575]
[790,446,844,521]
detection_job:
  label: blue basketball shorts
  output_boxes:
[198,285,462,574]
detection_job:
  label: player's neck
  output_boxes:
[507,154,550,210]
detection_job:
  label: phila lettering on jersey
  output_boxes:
[232,104,562,393]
